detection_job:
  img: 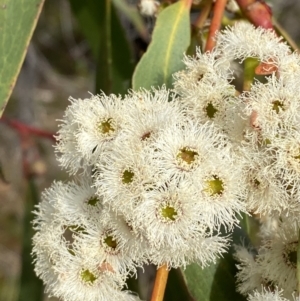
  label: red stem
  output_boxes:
[1,117,56,142]
[205,0,227,52]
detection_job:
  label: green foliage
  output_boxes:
[164,269,195,301]
[181,227,248,301]
[69,0,102,58]
[132,1,191,90]
[70,0,135,95]
[0,0,44,117]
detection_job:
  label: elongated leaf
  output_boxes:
[70,0,134,95]
[69,0,101,58]
[182,227,248,301]
[132,1,191,90]
[0,0,44,116]
[95,1,135,95]
[164,269,195,301]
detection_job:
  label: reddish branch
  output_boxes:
[205,0,227,52]
[1,117,56,177]
[1,117,56,142]
[205,0,273,52]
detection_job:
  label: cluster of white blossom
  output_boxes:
[33,21,300,301]
[34,86,241,300]
[234,219,300,300]
[212,23,300,300]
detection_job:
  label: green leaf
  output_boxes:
[132,1,191,90]
[164,269,195,301]
[95,1,135,95]
[126,274,141,299]
[0,0,45,117]
[70,0,134,95]
[181,227,248,301]
[69,0,102,58]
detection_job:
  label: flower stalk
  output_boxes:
[150,264,169,301]
[205,0,227,51]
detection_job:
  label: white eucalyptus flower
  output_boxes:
[75,209,148,275]
[72,93,125,164]
[240,146,291,215]
[32,179,100,268]
[133,181,205,248]
[234,245,264,295]
[193,158,246,231]
[216,22,290,64]
[55,93,125,173]
[120,87,184,150]
[94,141,157,213]
[147,121,228,183]
[257,220,299,296]
[51,253,141,301]
[173,49,236,127]
[242,75,300,138]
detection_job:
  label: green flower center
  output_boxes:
[272,100,284,114]
[205,102,218,119]
[104,235,117,249]
[98,118,115,134]
[263,138,271,145]
[204,175,224,196]
[81,269,97,284]
[87,196,100,206]
[161,206,177,221]
[122,169,135,184]
[177,147,198,165]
